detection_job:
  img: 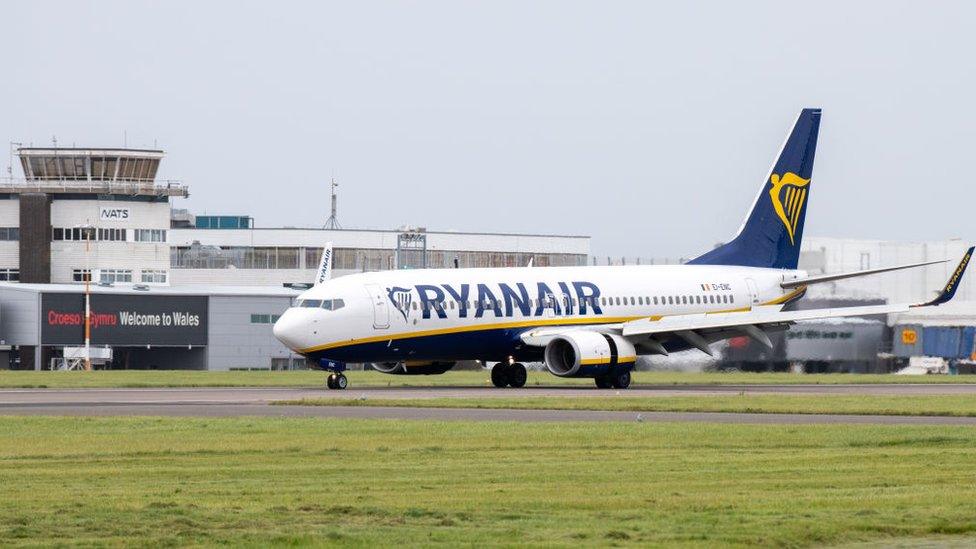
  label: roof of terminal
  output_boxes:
[172,226,591,239]
[0,283,300,298]
[18,147,165,157]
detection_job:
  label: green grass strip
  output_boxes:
[2,416,976,546]
[3,369,976,388]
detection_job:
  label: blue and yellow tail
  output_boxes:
[689,108,822,270]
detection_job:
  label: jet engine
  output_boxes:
[544,331,636,377]
[370,361,456,375]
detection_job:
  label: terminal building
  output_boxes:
[2,147,183,286]
[168,222,589,287]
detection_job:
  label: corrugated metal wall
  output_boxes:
[894,324,976,359]
[922,327,961,358]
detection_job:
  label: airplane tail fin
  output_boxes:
[689,108,822,270]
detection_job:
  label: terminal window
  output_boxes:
[54,227,97,241]
[99,269,132,283]
[140,270,168,284]
[0,228,19,241]
[250,314,281,324]
[96,228,126,242]
[134,229,167,243]
[0,269,19,281]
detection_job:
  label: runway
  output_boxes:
[2,384,976,424]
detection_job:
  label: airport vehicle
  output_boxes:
[273,109,972,389]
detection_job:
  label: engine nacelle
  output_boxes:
[544,332,636,377]
[371,361,456,375]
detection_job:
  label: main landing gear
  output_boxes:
[491,362,527,388]
[594,370,631,389]
[326,372,348,390]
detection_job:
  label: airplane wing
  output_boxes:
[781,258,949,288]
[619,304,906,355]
[521,246,973,357]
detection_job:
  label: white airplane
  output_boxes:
[274,109,972,390]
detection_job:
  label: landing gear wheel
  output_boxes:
[491,363,509,388]
[326,373,337,390]
[335,373,348,390]
[594,375,612,389]
[611,371,631,389]
[508,363,527,388]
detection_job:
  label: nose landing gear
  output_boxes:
[326,372,348,390]
[320,358,348,390]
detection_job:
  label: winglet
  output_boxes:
[913,246,973,307]
[314,241,333,285]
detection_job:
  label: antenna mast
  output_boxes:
[323,177,342,230]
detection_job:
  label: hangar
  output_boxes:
[0,283,299,371]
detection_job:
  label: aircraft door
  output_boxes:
[364,283,390,329]
[745,278,760,304]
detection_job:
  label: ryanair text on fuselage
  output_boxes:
[388,281,604,321]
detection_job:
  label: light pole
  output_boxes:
[80,223,95,371]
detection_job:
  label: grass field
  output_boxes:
[3,369,976,388]
[2,417,976,546]
[281,394,976,418]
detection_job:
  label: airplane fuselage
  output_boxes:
[272,264,806,365]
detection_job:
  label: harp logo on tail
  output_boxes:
[769,172,810,245]
[386,286,413,322]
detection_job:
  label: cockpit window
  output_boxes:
[301,299,323,308]
[321,299,345,311]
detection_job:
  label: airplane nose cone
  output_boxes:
[273,310,304,351]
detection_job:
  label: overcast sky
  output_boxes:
[2,1,973,258]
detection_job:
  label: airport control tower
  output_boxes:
[1,148,188,284]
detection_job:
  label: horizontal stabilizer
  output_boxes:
[782,258,949,288]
